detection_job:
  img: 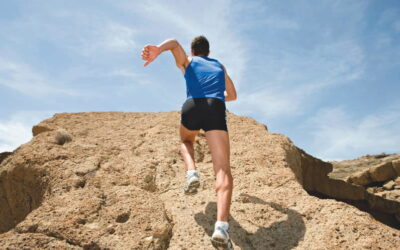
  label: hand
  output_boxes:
[141,45,161,66]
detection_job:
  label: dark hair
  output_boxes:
[191,35,210,56]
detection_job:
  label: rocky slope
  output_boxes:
[0,111,399,249]
[330,154,400,221]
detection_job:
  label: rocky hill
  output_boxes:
[0,111,399,249]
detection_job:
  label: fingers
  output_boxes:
[141,50,149,59]
[141,45,152,61]
[141,45,157,66]
[141,45,149,55]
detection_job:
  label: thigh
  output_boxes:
[180,124,199,143]
[205,130,230,173]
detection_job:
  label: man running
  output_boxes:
[141,36,237,249]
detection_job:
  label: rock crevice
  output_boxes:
[286,146,400,227]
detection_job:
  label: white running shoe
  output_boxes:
[184,171,200,194]
[211,226,233,250]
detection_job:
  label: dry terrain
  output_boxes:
[0,111,399,249]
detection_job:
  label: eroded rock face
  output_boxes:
[347,160,399,186]
[0,112,399,249]
[286,148,400,223]
[0,152,12,165]
[328,154,400,222]
[0,164,47,233]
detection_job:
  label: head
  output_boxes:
[191,35,210,56]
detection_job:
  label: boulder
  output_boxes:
[368,162,397,182]
[383,180,396,190]
[347,170,373,186]
[32,125,52,136]
[392,159,400,175]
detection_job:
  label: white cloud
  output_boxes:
[230,40,365,119]
[229,84,313,119]
[305,107,400,161]
[122,0,249,90]
[26,9,138,56]
[313,40,365,82]
[0,122,31,152]
[0,111,57,152]
[104,23,136,51]
[0,59,80,97]
[75,21,137,55]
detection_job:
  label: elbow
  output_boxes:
[169,38,179,45]
[231,92,237,101]
[226,94,237,102]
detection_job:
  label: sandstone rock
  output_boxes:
[383,180,396,190]
[368,161,397,182]
[285,147,333,191]
[395,213,400,223]
[0,152,12,165]
[0,112,399,249]
[347,170,372,186]
[374,153,390,159]
[32,125,52,136]
[367,192,400,213]
[393,159,400,175]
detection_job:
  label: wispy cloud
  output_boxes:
[0,59,80,97]
[0,121,31,152]
[0,110,57,152]
[71,21,137,56]
[122,0,249,90]
[304,106,400,161]
[230,39,365,119]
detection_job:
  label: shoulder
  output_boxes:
[181,56,193,75]
[206,56,220,63]
[210,57,224,67]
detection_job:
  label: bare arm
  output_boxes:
[222,66,237,102]
[141,39,189,72]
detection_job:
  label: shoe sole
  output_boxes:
[211,237,233,250]
[184,180,200,194]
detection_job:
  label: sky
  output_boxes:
[0,0,399,161]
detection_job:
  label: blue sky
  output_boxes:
[0,0,399,160]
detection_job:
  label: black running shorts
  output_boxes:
[181,97,228,132]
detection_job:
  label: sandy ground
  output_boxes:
[0,111,399,249]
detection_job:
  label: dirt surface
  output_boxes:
[0,111,399,249]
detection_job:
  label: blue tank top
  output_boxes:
[184,56,225,101]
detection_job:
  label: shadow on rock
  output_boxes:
[195,194,305,250]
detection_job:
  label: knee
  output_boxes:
[215,170,233,192]
[180,141,193,152]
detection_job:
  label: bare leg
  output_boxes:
[205,130,233,222]
[179,124,200,171]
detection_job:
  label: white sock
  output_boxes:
[187,170,198,176]
[215,221,229,231]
